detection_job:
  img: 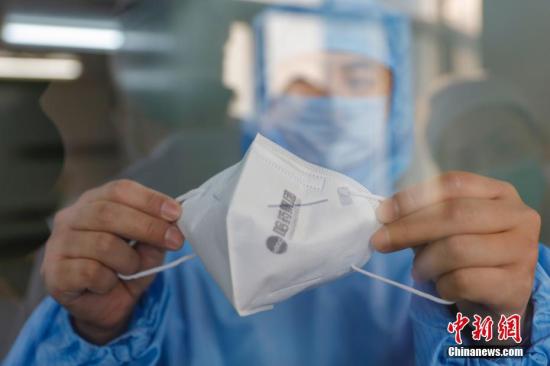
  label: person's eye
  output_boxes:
[348,77,375,92]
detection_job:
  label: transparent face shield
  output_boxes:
[247,7,399,196]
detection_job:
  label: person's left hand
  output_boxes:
[371,171,540,320]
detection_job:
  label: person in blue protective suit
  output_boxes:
[242,4,413,197]
[4,3,550,366]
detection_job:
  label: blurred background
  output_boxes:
[1,0,550,357]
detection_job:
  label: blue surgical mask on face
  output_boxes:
[259,94,391,195]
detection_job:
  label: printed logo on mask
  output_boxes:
[266,235,288,254]
[266,190,297,254]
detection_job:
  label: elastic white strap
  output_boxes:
[346,191,453,305]
[118,192,195,281]
[119,254,196,280]
[351,265,454,305]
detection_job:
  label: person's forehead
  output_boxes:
[323,52,389,70]
[275,51,389,77]
[262,10,391,95]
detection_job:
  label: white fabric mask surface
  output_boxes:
[120,134,453,315]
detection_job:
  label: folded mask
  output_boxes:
[119,134,453,315]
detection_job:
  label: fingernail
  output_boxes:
[161,200,181,221]
[164,226,183,250]
[370,227,390,251]
[375,199,399,223]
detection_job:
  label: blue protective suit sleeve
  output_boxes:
[2,273,169,366]
[410,244,550,365]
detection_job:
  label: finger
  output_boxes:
[412,232,524,282]
[135,243,167,272]
[57,231,141,276]
[46,258,119,303]
[70,201,185,250]
[81,180,182,222]
[376,172,520,223]
[371,198,524,252]
[123,244,167,297]
[436,266,532,313]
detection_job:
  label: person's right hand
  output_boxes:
[41,180,185,345]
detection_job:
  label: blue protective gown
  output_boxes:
[5,3,550,363]
[4,242,550,365]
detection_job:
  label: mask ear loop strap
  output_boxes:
[348,193,454,305]
[118,192,197,281]
[351,265,454,305]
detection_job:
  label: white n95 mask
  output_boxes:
[119,134,453,315]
